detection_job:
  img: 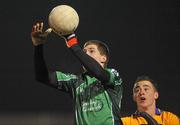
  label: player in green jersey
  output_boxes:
[31,22,123,125]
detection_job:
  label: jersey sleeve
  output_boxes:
[34,45,77,95]
[55,71,78,93]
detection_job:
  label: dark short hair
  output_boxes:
[134,75,158,91]
[83,40,110,66]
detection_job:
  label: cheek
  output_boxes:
[147,93,156,101]
[133,94,137,101]
[91,54,100,60]
[87,53,95,58]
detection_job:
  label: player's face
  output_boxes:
[83,44,106,68]
[133,80,158,110]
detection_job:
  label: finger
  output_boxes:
[39,22,43,32]
[36,23,40,31]
[33,25,38,33]
[32,25,36,32]
[44,28,52,35]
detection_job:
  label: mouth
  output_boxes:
[140,97,146,101]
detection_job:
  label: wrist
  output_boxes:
[66,33,78,48]
[66,33,76,40]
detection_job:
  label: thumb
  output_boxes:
[44,28,52,36]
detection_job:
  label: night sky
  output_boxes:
[0,0,179,124]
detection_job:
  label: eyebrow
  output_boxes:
[84,47,96,51]
[134,84,151,90]
[88,47,95,50]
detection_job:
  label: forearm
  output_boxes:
[70,44,109,82]
[34,45,57,88]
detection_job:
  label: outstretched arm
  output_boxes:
[34,45,49,83]
[31,22,57,88]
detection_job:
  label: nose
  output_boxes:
[139,89,145,96]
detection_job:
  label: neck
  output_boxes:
[100,62,105,68]
[137,103,156,117]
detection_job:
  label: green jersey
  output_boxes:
[56,68,123,125]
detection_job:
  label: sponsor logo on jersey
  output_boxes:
[82,99,103,112]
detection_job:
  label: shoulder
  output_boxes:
[105,68,122,84]
[105,68,121,79]
[121,116,131,124]
[121,115,139,125]
[56,71,78,80]
[160,110,180,124]
[121,115,132,120]
[161,110,179,118]
[105,68,119,75]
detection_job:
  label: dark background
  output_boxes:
[0,0,179,124]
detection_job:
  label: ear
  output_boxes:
[100,55,107,63]
[154,91,159,99]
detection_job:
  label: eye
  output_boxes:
[89,50,95,53]
[134,89,140,93]
[144,88,149,91]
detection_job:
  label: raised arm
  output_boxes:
[63,34,110,83]
[31,22,57,88]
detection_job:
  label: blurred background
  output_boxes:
[0,0,179,124]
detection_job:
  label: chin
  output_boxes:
[138,103,148,109]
